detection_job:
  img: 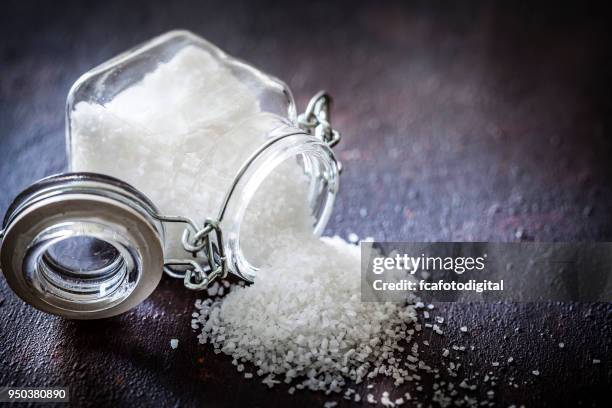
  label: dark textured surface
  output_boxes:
[1,1,611,407]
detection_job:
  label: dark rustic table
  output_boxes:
[1,1,610,407]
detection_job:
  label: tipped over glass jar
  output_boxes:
[0,31,342,319]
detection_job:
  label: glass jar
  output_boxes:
[0,31,341,319]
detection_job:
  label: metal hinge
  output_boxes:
[297,91,342,148]
[157,215,226,291]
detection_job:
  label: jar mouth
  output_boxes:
[220,133,339,282]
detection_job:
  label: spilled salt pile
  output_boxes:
[195,237,419,392]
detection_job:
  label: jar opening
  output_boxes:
[220,133,339,282]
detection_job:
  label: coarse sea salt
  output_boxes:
[69,40,514,405]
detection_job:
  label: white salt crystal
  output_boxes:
[207,282,220,297]
[381,392,394,407]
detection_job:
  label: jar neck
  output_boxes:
[219,131,340,282]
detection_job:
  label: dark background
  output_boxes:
[1,1,611,406]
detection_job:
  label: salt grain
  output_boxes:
[381,391,395,407]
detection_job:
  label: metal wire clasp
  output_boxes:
[297,91,341,148]
[158,215,226,291]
